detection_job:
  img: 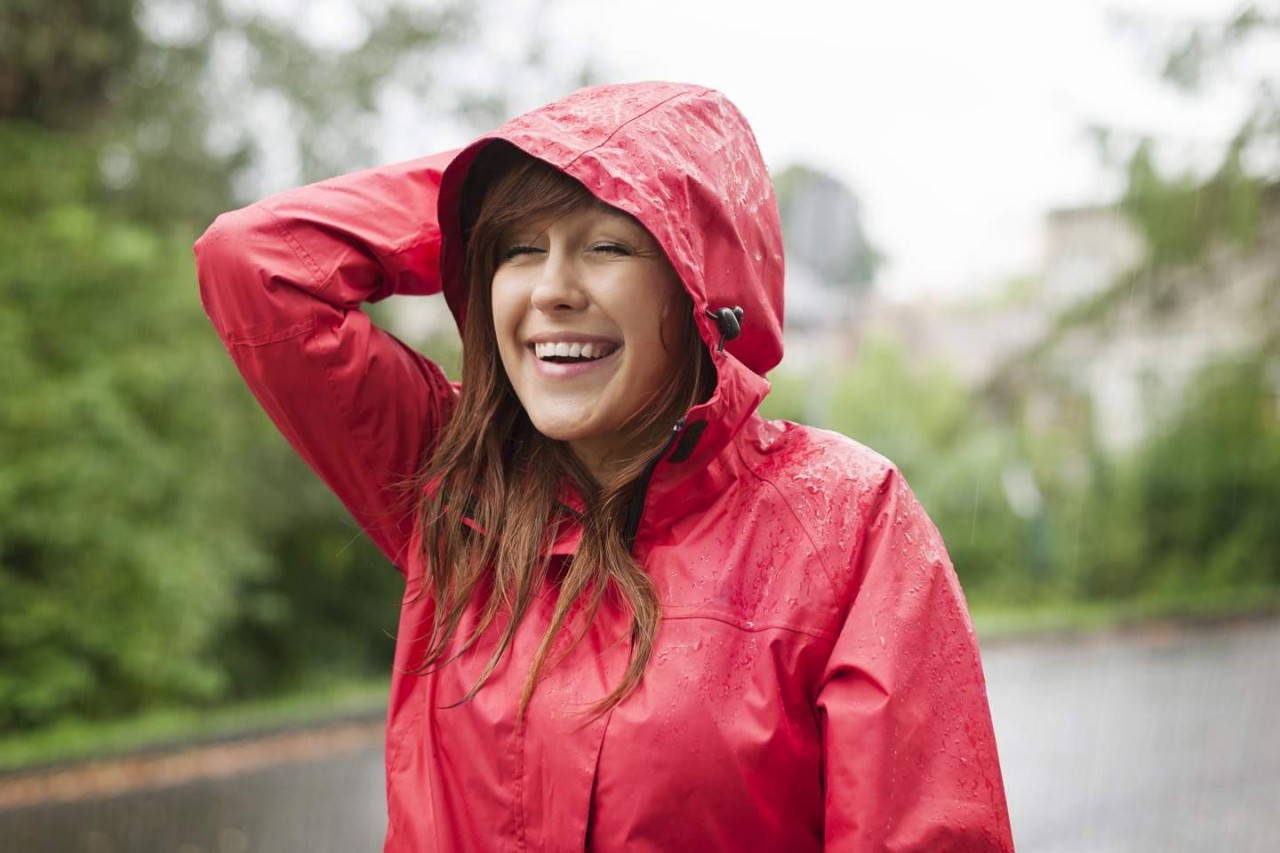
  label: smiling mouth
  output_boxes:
[533,341,619,363]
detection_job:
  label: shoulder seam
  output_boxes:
[731,437,841,606]
[263,205,328,291]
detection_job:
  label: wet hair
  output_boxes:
[409,142,715,716]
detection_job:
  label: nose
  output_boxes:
[530,249,588,313]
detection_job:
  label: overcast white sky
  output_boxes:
[540,0,1269,299]
[362,0,1272,300]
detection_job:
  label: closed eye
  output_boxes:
[499,244,542,262]
[590,242,632,256]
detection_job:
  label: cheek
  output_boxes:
[490,279,518,336]
[488,283,523,375]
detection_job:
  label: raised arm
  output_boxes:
[194,150,459,572]
[818,470,1013,851]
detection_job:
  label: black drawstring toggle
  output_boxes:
[706,306,744,353]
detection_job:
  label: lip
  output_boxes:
[527,341,622,380]
[525,332,620,346]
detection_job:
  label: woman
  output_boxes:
[196,81,1013,851]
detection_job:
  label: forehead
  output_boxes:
[506,195,647,234]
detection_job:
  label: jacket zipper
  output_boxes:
[623,417,686,553]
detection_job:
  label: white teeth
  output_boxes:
[534,341,615,360]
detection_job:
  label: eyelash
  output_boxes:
[499,242,632,261]
[500,244,540,261]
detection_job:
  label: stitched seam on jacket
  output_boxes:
[583,704,618,847]
[265,205,328,291]
[732,440,842,608]
[226,317,313,347]
[383,671,428,849]
[512,714,528,852]
[563,89,710,171]
[384,233,440,264]
[662,611,832,641]
[267,201,439,295]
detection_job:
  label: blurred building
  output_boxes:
[849,293,1048,389]
[837,207,1144,394]
[771,162,879,378]
[995,196,1280,453]
[1040,205,1144,311]
[780,256,860,370]
[849,195,1278,454]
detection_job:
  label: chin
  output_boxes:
[525,412,600,444]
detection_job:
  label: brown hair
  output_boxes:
[410,143,714,716]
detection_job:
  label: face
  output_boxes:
[490,201,687,477]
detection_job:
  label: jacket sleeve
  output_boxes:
[193,150,460,572]
[817,469,1013,851]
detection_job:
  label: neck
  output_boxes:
[568,436,622,484]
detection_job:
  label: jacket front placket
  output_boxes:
[504,573,629,850]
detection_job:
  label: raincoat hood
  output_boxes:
[437,81,784,397]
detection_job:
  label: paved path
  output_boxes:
[3,620,1277,852]
[0,744,385,853]
[987,619,1280,852]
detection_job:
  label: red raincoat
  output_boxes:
[195,82,1013,851]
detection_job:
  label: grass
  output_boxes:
[0,676,389,775]
[971,584,1280,642]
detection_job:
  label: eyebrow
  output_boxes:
[586,197,644,228]
[500,197,647,243]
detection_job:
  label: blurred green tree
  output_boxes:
[1108,3,1278,264]
[0,0,533,727]
[0,127,267,725]
[1137,354,1280,594]
[0,0,141,131]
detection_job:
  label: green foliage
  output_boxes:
[100,0,474,226]
[1,0,483,227]
[0,0,141,131]
[213,444,403,698]
[1117,5,1277,267]
[1156,4,1276,92]
[0,126,267,726]
[0,122,406,728]
[1046,3,1280,602]
[0,0,503,733]
[1136,355,1280,593]
[1122,138,1263,266]
[767,336,1280,610]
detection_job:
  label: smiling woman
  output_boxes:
[194,81,1012,851]
[480,148,702,478]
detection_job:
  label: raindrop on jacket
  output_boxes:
[195,81,1013,852]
